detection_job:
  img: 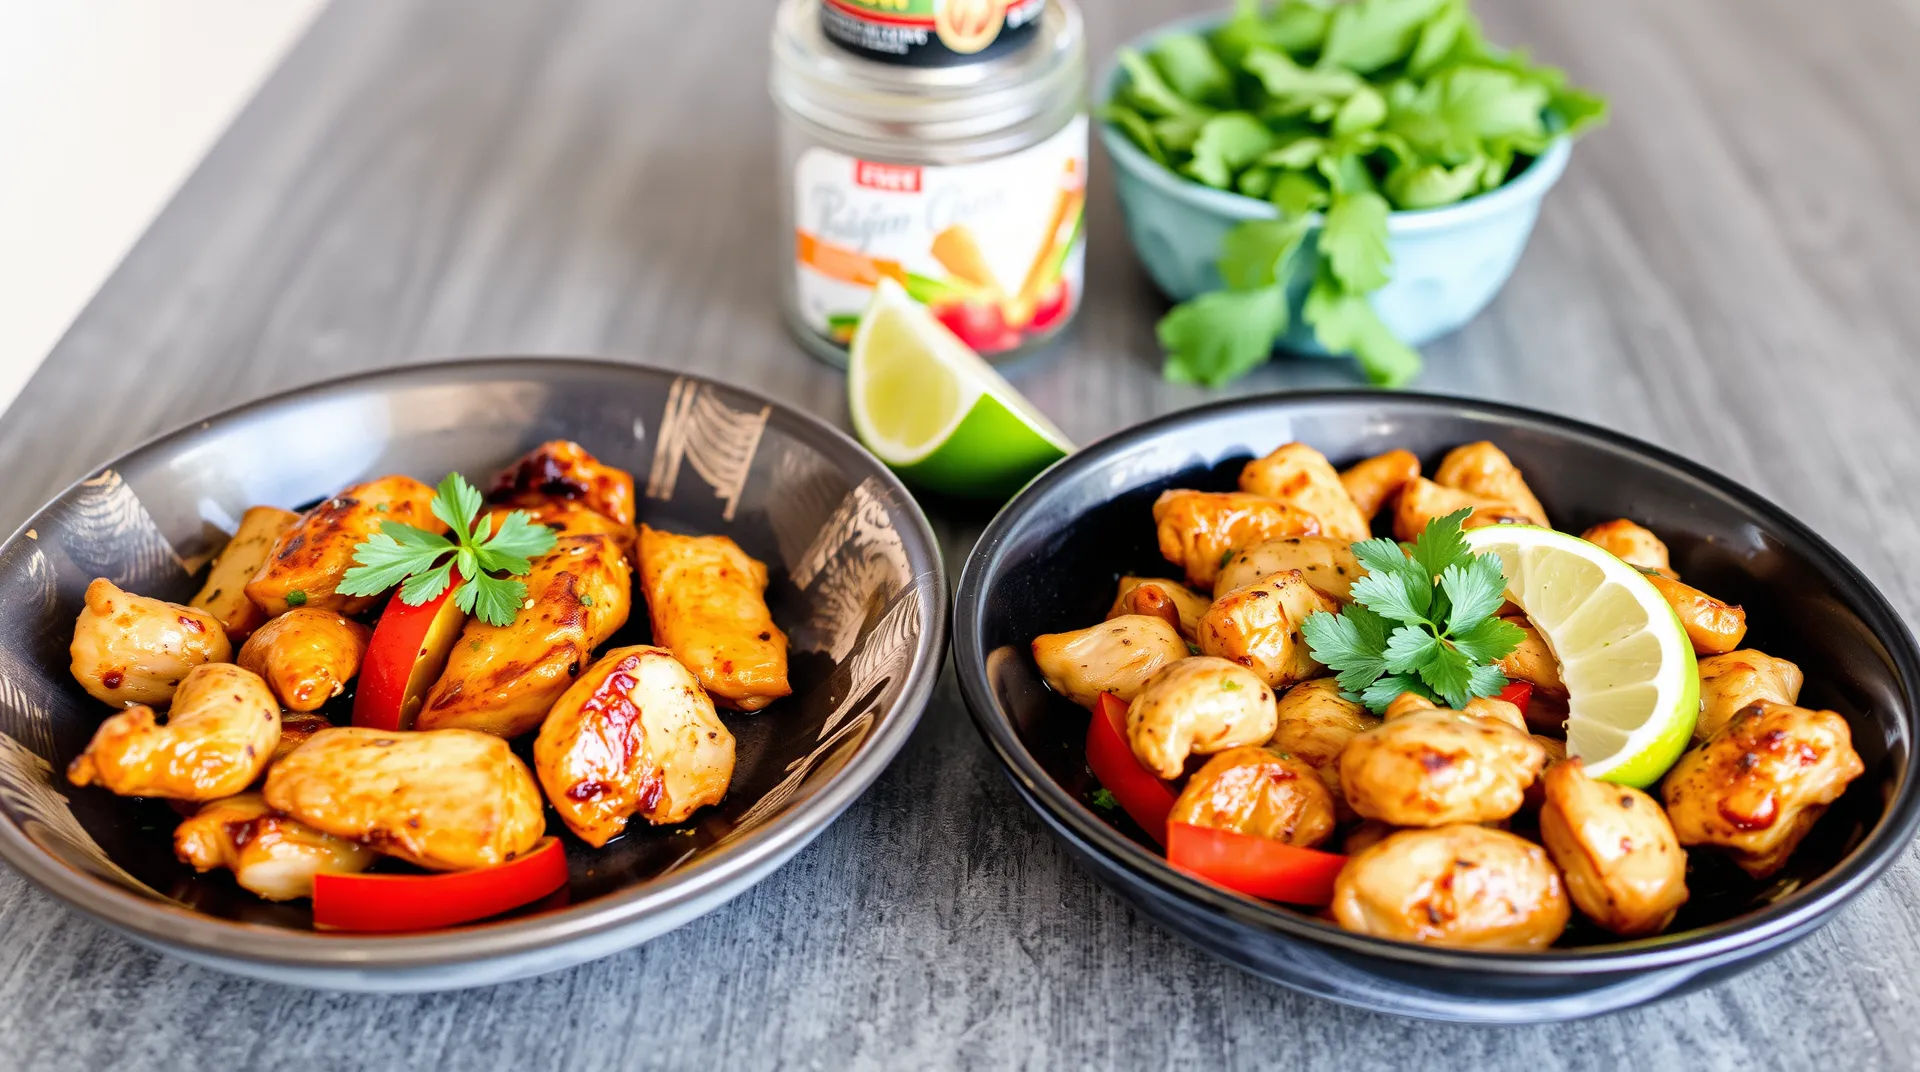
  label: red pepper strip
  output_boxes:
[1165,822,1349,906]
[312,837,568,932]
[1086,692,1177,844]
[1498,681,1534,714]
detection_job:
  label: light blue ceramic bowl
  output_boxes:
[1101,18,1571,355]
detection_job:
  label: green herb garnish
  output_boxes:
[1089,788,1119,812]
[1301,508,1523,712]
[337,473,557,627]
[285,590,307,607]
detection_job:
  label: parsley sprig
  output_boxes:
[1301,508,1524,712]
[337,473,558,628]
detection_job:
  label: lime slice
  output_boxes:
[1464,525,1698,787]
[848,277,1073,498]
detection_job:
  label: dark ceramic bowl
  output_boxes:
[0,358,946,991]
[954,391,1920,1023]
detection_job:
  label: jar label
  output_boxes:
[820,0,1047,66]
[792,114,1087,356]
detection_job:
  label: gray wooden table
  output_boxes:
[3,0,1918,1067]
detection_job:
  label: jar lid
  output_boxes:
[771,0,1084,154]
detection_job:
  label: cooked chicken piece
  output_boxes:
[418,533,632,737]
[484,496,635,555]
[271,711,334,766]
[1339,449,1421,524]
[245,476,443,616]
[1238,443,1370,543]
[173,792,376,901]
[1169,746,1336,848]
[1434,442,1548,527]
[1521,735,1570,811]
[1268,679,1378,822]
[1107,576,1211,639]
[1152,490,1322,589]
[1695,650,1804,742]
[1645,574,1747,655]
[488,439,635,527]
[638,525,790,712]
[1213,536,1365,602]
[1341,709,1548,826]
[1196,570,1336,690]
[236,608,370,713]
[190,506,300,641]
[1579,519,1677,579]
[1495,615,1565,699]
[1537,760,1687,936]
[263,726,545,871]
[70,577,231,708]
[1662,703,1863,878]
[1332,824,1569,949]
[1033,615,1188,709]
[1392,478,1534,542]
[1460,696,1528,733]
[67,663,277,800]
[1383,691,1438,721]
[1126,657,1278,780]
[535,645,735,846]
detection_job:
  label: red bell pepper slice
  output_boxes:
[312,837,568,932]
[1085,692,1177,844]
[353,572,468,731]
[1165,822,1348,906]
[1498,681,1534,714]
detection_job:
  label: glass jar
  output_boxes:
[770,0,1087,367]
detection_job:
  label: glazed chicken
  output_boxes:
[1332,824,1570,949]
[1662,703,1864,878]
[174,792,376,901]
[1213,536,1364,602]
[244,475,443,616]
[1168,747,1335,848]
[1151,490,1321,589]
[1126,657,1278,780]
[1579,519,1677,578]
[417,533,632,737]
[236,608,371,713]
[1032,615,1188,709]
[263,726,546,871]
[1538,760,1688,937]
[67,663,279,800]
[1195,570,1336,690]
[485,496,634,551]
[535,645,736,846]
[70,577,231,708]
[637,525,790,712]
[1695,649,1804,742]
[1433,442,1549,527]
[189,505,300,640]
[1237,443,1370,543]
[488,439,636,528]
[1107,576,1212,639]
[1494,615,1566,699]
[1340,708,1548,826]
[1392,477,1534,542]
[1645,574,1747,655]
[1267,679,1379,821]
[1339,448,1420,523]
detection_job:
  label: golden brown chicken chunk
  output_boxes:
[236,608,370,713]
[1152,490,1321,589]
[1339,449,1421,524]
[271,711,335,766]
[1538,760,1688,937]
[1340,709,1548,826]
[535,645,736,846]
[484,496,635,554]
[70,577,231,708]
[1214,536,1365,602]
[1032,615,1188,709]
[263,726,545,871]
[417,533,632,737]
[1196,570,1336,690]
[638,525,790,713]
[1332,824,1570,949]
[1495,615,1565,699]
[245,476,444,617]
[1238,443,1370,543]
[67,663,278,800]
[1268,679,1379,821]
[1382,691,1438,720]
[1645,574,1747,655]
[1695,650,1803,742]
[1126,656,1278,780]
[1107,576,1211,639]
[1169,746,1335,848]
[1579,519,1677,579]
[488,439,636,528]
[190,506,300,641]
[1434,442,1548,527]
[173,792,376,901]
[1662,703,1864,878]
[1392,478,1534,542]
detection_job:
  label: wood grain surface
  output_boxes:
[3,0,1919,1068]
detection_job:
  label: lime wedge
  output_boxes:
[848,278,1073,498]
[1464,525,1698,787]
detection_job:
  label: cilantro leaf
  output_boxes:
[1406,0,1470,77]
[1408,508,1472,581]
[1242,46,1364,104]
[337,526,452,597]
[1118,49,1211,120]
[462,575,528,629]
[1318,0,1450,74]
[1150,33,1236,109]
[1319,191,1393,292]
[1451,615,1525,664]
[400,560,455,606]
[1465,661,1511,702]
[1158,285,1287,386]
[1185,113,1278,188]
[479,510,559,570]
[1385,157,1486,210]
[1381,625,1440,673]
[1303,603,1392,694]
[1350,567,1429,625]
[1361,673,1435,711]
[1219,217,1312,290]
[1422,641,1476,708]
[1331,86,1388,137]
[1258,134,1328,171]
[1386,66,1548,163]
[1268,170,1330,218]
[1303,270,1422,386]
[1100,103,1167,167]
[1440,554,1509,634]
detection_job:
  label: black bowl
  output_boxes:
[953,391,1920,1023]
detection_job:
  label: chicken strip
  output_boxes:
[1333,825,1569,949]
[1126,656,1278,780]
[1339,449,1420,523]
[174,792,376,901]
[1695,650,1803,742]
[1433,442,1549,527]
[638,525,790,712]
[1538,760,1688,937]
[70,577,231,708]
[535,645,736,846]
[190,506,300,641]
[1152,490,1322,589]
[1214,536,1365,602]
[67,663,278,800]
[237,608,370,713]
[245,476,443,616]
[1340,709,1548,826]
[1107,576,1211,639]
[488,439,635,527]
[1645,574,1747,655]
[1032,615,1188,709]
[1579,519,1677,579]
[1267,679,1379,821]
[1237,443,1370,543]
[1195,570,1336,690]
[1169,747,1335,848]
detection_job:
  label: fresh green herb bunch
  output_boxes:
[1104,0,1608,388]
[1300,508,1525,713]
